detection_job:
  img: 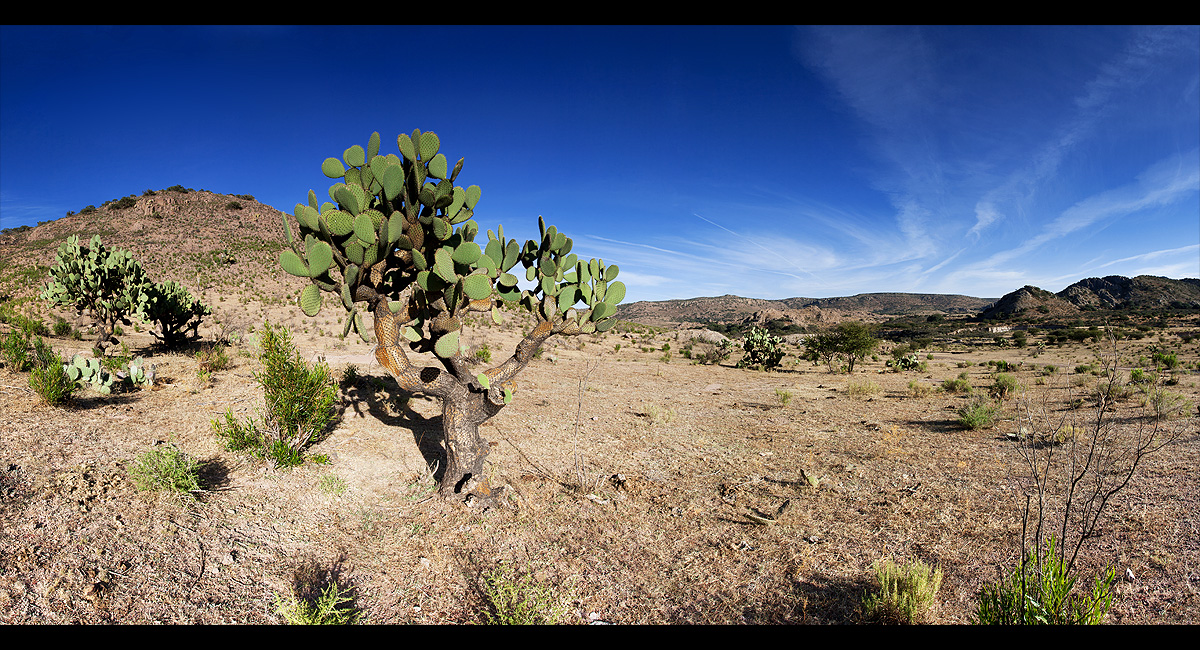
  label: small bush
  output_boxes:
[775,388,792,406]
[957,398,999,430]
[275,582,359,625]
[992,373,1021,400]
[1,330,32,372]
[907,380,932,398]
[52,316,71,337]
[129,442,200,494]
[474,343,492,364]
[225,201,244,210]
[195,344,231,373]
[1141,386,1193,421]
[211,323,337,467]
[480,565,568,625]
[847,379,881,399]
[28,340,75,406]
[941,372,973,394]
[863,558,943,624]
[975,537,1115,625]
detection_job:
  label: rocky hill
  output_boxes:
[617,292,995,329]
[979,275,1200,319]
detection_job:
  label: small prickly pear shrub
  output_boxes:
[278,130,625,506]
[138,280,211,348]
[887,354,921,371]
[42,234,154,354]
[737,326,785,370]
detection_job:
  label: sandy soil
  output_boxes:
[1,305,1198,624]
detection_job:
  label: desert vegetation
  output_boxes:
[0,143,1197,624]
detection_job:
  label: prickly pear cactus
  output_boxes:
[42,234,155,353]
[278,130,626,505]
[138,280,211,348]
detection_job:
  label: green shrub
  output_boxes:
[275,582,359,625]
[28,340,75,406]
[129,442,200,494]
[52,316,71,337]
[975,537,1115,625]
[480,565,568,625]
[1,330,32,372]
[863,558,943,624]
[775,388,792,406]
[941,372,973,394]
[907,379,932,398]
[847,379,881,399]
[992,373,1021,400]
[957,398,999,430]
[474,343,492,364]
[211,323,337,467]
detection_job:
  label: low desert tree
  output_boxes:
[42,234,154,354]
[278,130,625,507]
[805,321,878,373]
[835,321,878,373]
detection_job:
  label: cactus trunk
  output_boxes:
[439,389,502,505]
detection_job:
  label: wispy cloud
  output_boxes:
[975,152,1199,269]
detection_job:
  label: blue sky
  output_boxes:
[2,25,1197,303]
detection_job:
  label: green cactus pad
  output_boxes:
[324,209,354,236]
[434,330,459,358]
[477,373,490,390]
[433,247,456,284]
[451,241,482,265]
[418,131,440,160]
[305,240,333,277]
[382,164,405,200]
[367,131,380,159]
[299,284,322,316]
[279,250,310,277]
[604,280,626,305]
[428,153,448,180]
[343,144,366,168]
[397,133,416,161]
[463,273,492,301]
[354,212,376,245]
[322,157,346,178]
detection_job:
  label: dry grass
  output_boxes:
[1,311,1197,624]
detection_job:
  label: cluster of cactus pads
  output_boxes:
[281,129,625,360]
[64,353,153,394]
[42,234,210,350]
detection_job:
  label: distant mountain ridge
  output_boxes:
[981,275,1200,319]
[616,292,996,328]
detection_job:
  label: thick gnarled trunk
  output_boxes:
[365,289,564,508]
[439,383,505,506]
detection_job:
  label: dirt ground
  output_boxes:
[1,306,1198,624]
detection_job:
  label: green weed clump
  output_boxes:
[862,558,943,624]
[211,322,337,468]
[975,538,1115,625]
[275,582,360,625]
[480,565,568,625]
[941,372,973,394]
[129,442,200,494]
[992,373,1021,400]
[957,398,999,430]
[28,339,75,406]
